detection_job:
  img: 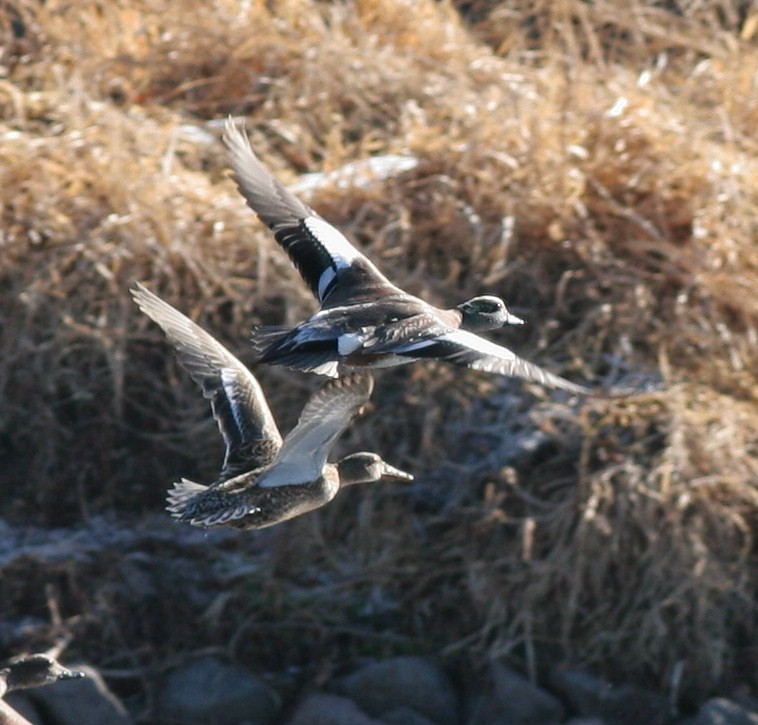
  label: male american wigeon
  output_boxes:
[223,119,589,395]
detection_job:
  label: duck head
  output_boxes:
[456,295,524,332]
[338,452,414,486]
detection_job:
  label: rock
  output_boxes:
[287,693,381,724]
[25,665,133,725]
[694,698,758,725]
[730,688,758,716]
[467,663,565,724]
[550,669,671,725]
[2,693,44,725]
[155,656,280,725]
[335,656,458,725]
[382,706,438,724]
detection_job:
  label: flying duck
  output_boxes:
[222,119,590,395]
[132,284,412,530]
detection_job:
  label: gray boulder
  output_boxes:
[287,693,381,724]
[155,656,280,725]
[550,669,671,725]
[334,656,458,725]
[2,693,44,725]
[468,663,565,724]
[694,698,758,725]
[382,706,438,724]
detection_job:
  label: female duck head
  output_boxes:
[337,452,414,486]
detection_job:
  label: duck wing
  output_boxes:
[131,284,284,479]
[383,327,592,395]
[222,118,403,308]
[257,372,373,488]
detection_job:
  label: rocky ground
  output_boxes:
[2,517,757,725]
[5,650,758,724]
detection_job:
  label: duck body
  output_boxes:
[167,450,411,531]
[166,466,342,530]
[252,293,465,376]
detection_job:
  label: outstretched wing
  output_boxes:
[222,118,402,308]
[131,284,283,478]
[386,328,592,395]
[257,372,374,488]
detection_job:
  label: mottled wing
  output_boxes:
[359,309,451,350]
[388,328,591,395]
[222,118,402,307]
[131,284,284,478]
[257,372,374,488]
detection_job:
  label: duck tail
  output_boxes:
[166,479,256,527]
[251,325,340,377]
[166,478,207,518]
[250,325,293,354]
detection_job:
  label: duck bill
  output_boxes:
[506,312,525,325]
[380,463,414,482]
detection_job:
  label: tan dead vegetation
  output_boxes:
[0,0,757,712]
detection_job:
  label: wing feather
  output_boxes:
[394,328,591,395]
[257,372,373,488]
[131,284,283,477]
[222,118,400,306]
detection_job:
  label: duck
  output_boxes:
[0,654,83,699]
[0,654,84,725]
[222,118,590,395]
[131,284,412,530]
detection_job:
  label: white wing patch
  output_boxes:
[221,367,246,432]
[311,361,340,377]
[303,216,361,300]
[337,331,367,355]
[303,217,360,267]
[317,267,336,300]
[437,329,518,365]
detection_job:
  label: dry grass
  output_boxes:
[1,0,757,715]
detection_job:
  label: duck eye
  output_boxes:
[478,300,501,313]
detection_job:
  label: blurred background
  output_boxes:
[0,1,756,723]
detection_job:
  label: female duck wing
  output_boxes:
[257,372,374,489]
[131,284,283,478]
[388,328,592,395]
[222,119,402,308]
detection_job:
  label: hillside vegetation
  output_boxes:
[0,0,757,716]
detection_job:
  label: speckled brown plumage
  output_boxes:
[132,285,412,530]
